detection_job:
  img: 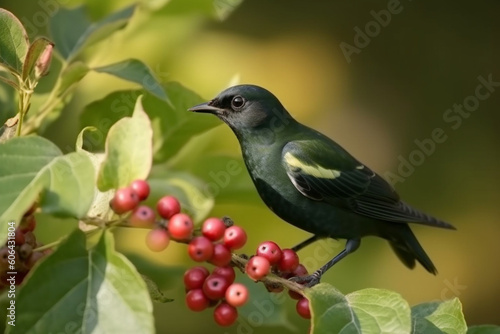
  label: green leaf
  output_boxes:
[306,283,358,333]
[40,151,95,218]
[306,284,412,334]
[0,79,16,125]
[0,136,96,243]
[346,288,411,334]
[55,61,89,97]
[411,298,467,334]
[93,59,168,102]
[50,5,136,61]
[80,83,219,162]
[147,82,221,162]
[0,8,29,74]
[22,37,54,82]
[98,96,153,190]
[76,127,115,220]
[0,136,61,240]
[147,169,214,223]
[468,325,500,334]
[11,229,154,334]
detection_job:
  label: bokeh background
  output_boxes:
[1,0,499,332]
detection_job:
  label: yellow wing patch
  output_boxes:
[284,152,341,179]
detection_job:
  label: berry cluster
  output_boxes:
[0,205,50,289]
[184,265,248,326]
[110,180,311,325]
[189,218,247,266]
[109,180,186,251]
[246,241,311,319]
[181,217,249,326]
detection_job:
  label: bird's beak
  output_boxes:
[188,102,222,114]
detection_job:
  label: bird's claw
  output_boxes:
[288,274,321,288]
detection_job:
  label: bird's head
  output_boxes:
[189,85,294,136]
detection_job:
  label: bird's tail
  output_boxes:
[388,225,437,274]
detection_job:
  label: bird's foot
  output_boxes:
[289,272,321,288]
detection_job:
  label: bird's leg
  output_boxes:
[290,238,361,287]
[291,235,322,253]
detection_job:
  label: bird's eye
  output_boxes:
[231,96,245,110]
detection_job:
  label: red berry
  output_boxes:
[209,244,232,267]
[202,274,230,300]
[214,302,238,327]
[14,229,25,245]
[146,228,170,252]
[168,213,193,240]
[20,215,36,233]
[129,205,156,227]
[202,218,226,241]
[296,298,311,319]
[256,241,282,264]
[245,256,270,281]
[293,264,308,276]
[188,237,214,262]
[277,249,299,273]
[186,289,210,312]
[130,179,150,201]
[224,226,247,250]
[288,289,303,300]
[212,266,235,284]
[184,266,210,291]
[110,187,140,214]
[225,283,249,307]
[156,196,181,219]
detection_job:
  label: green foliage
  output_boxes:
[9,229,153,334]
[97,96,153,191]
[0,137,94,243]
[49,5,136,61]
[412,299,467,334]
[80,82,220,161]
[0,136,61,230]
[0,9,29,75]
[93,59,168,102]
[306,284,469,334]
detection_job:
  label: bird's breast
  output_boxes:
[239,139,379,239]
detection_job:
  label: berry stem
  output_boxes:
[32,240,60,252]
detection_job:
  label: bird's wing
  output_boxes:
[282,140,447,225]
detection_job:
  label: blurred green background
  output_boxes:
[1,0,499,332]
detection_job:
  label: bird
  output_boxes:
[189,84,455,287]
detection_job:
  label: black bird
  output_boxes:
[190,85,455,286]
